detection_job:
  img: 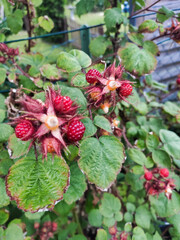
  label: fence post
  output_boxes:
[80,25,91,56]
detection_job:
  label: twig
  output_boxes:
[129,0,161,19]
[12,59,32,79]
[72,207,83,235]
[122,126,134,148]
[33,143,38,161]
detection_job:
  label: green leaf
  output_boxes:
[94,115,112,133]
[6,154,70,212]
[64,145,79,162]
[152,149,171,168]
[0,209,9,225]
[124,212,133,222]
[40,64,60,80]
[20,53,45,68]
[146,134,159,152]
[135,205,151,229]
[96,229,107,240]
[0,151,13,176]
[88,209,102,227]
[157,6,174,23]
[79,136,124,190]
[0,68,7,85]
[118,43,157,76]
[128,33,144,46]
[99,193,121,218]
[125,172,144,191]
[0,109,6,123]
[71,73,89,87]
[7,9,23,34]
[103,217,116,227]
[8,134,30,159]
[153,232,162,240]
[124,222,132,232]
[89,36,111,57]
[127,148,148,166]
[76,0,95,16]
[159,130,180,160]
[132,226,147,240]
[150,192,180,217]
[143,41,159,56]
[0,179,10,208]
[163,101,180,116]
[63,162,87,204]
[54,200,75,216]
[0,94,6,110]
[57,52,81,72]
[38,16,54,32]
[69,49,92,68]
[167,214,180,235]
[5,223,24,240]
[0,227,4,239]
[0,124,14,142]
[104,8,126,32]
[69,235,87,240]
[0,33,5,42]
[8,72,16,83]
[138,20,158,33]
[81,118,97,138]
[149,118,166,135]
[25,212,44,220]
[115,211,123,221]
[31,0,42,7]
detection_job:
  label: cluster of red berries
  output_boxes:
[144,168,175,199]
[13,88,85,159]
[109,224,129,240]
[109,225,128,240]
[0,43,19,63]
[33,221,57,240]
[85,64,133,113]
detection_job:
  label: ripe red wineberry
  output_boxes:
[160,168,169,178]
[176,78,180,85]
[15,120,35,141]
[67,120,86,142]
[144,171,153,181]
[86,69,101,84]
[119,83,133,97]
[54,95,73,112]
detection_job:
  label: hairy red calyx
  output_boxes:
[85,62,133,112]
[10,88,85,159]
[0,43,19,63]
[143,167,175,199]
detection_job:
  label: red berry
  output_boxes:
[109,226,117,235]
[144,171,153,181]
[119,83,133,97]
[160,168,169,178]
[51,222,58,232]
[176,78,180,85]
[54,95,73,112]
[34,222,40,229]
[86,69,101,84]
[15,120,35,141]
[67,120,85,142]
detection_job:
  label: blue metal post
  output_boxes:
[80,25,91,56]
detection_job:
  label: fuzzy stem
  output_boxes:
[33,143,38,162]
[122,126,134,148]
[72,208,83,235]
